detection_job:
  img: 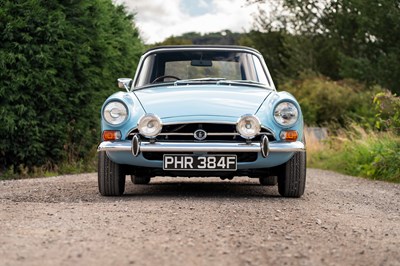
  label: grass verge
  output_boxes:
[306,126,400,183]
[0,147,98,180]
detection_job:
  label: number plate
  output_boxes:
[163,154,237,171]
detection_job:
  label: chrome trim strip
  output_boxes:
[98,140,305,153]
[130,132,273,137]
[159,133,192,136]
[162,121,237,126]
[158,132,240,136]
[140,142,261,153]
[207,133,241,136]
[126,125,275,139]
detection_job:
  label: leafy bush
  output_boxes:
[373,91,400,134]
[280,74,379,127]
[0,0,143,174]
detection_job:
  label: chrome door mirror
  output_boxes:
[117,78,133,91]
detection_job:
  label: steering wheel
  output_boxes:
[152,75,180,83]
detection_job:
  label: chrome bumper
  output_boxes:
[97,138,305,157]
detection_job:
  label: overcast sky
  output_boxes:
[114,0,259,44]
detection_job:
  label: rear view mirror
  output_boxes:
[191,60,212,67]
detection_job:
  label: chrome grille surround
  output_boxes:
[127,122,275,142]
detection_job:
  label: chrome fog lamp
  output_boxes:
[274,102,299,126]
[137,114,162,138]
[236,114,261,139]
[103,101,128,125]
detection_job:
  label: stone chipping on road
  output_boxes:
[0,169,399,266]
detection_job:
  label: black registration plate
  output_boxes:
[163,154,237,171]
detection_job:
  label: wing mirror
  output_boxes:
[117,78,133,91]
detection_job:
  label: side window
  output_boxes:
[136,55,154,87]
[252,56,269,85]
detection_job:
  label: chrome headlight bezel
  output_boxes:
[137,113,162,138]
[236,114,261,139]
[273,101,299,127]
[103,101,128,125]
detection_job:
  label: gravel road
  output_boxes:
[0,169,399,266]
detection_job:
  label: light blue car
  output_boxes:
[98,45,306,197]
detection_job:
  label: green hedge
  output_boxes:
[280,74,379,128]
[0,0,143,173]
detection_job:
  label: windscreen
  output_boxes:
[135,50,270,87]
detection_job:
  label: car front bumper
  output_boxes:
[97,139,305,155]
[97,136,305,169]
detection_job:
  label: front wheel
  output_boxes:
[98,151,125,196]
[277,151,306,197]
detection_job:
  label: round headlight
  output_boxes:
[138,114,162,137]
[236,114,261,139]
[103,101,128,125]
[274,102,299,126]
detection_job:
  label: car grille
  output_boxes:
[127,123,275,142]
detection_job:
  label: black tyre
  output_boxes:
[259,176,278,186]
[98,151,125,196]
[131,175,151,185]
[277,151,306,197]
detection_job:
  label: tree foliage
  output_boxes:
[245,0,400,94]
[0,0,143,172]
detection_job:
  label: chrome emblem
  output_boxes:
[194,129,207,141]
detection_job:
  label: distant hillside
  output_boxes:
[153,30,244,46]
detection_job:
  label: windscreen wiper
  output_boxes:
[174,78,226,85]
[217,80,272,89]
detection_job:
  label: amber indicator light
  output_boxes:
[281,130,298,141]
[102,130,121,141]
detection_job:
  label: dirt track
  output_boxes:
[0,169,399,266]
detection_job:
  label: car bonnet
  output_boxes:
[133,84,272,119]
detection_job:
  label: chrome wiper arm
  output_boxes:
[174,78,226,85]
[217,79,261,85]
[217,80,272,89]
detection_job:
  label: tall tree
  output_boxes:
[246,0,400,94]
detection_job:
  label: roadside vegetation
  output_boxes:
[304,88,400,183]
[307,129,400,183]
[281,75,399,182]
[1,0,399,182]
[0,0,143,179]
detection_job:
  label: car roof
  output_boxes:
[144,45,261,55]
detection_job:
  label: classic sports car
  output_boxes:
[98,45,306,197]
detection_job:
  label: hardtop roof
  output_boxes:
[144,45,261,55]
